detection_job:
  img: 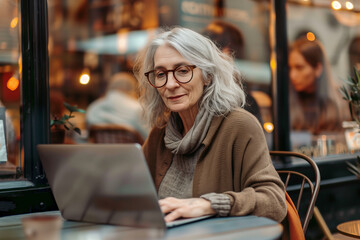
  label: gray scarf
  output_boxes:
[164,107,213,154]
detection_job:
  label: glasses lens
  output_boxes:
[174,65,193,83]
[148,70,167,87]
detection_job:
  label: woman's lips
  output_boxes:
[168,94,185,101]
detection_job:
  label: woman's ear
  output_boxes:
[315,63,323,78]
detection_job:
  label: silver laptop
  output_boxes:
[37,144,212,229]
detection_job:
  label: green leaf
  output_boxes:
[348,168,360,177]
[52,119,66,125]
[59,116,69,123]
[344,76,355,86]
[346,160,360,177]
[75,109,86,113]
[339,85,351,101]
[354,67,360,88]
[73,127,81,135]
[64,102,86,113]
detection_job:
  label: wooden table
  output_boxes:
[0,211,283,240]
[337,219,360,239]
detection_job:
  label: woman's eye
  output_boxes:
[156,72,166,78]
[176,67,189,75]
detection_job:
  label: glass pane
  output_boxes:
[0,0,22,180]
[48,0,272,146]
[287,1,360,158]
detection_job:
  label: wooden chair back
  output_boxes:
[89,125,144,145]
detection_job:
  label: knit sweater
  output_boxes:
[142,108,287,222]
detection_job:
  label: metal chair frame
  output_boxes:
[270,151,321,234]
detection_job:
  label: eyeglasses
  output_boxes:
[144,65,197,88]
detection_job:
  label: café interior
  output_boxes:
[0,0,360,239]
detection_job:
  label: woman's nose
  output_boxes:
[165,73,180,89]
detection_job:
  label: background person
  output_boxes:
[134,27,286,223]
[202,20,263,124]
[86,72,149,139]
[288,37,349,135]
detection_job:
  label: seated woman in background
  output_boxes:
[289,37,349,135]
[134,27,286,222]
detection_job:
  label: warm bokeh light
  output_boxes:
[306,32,316,41]
[345,1,354,10]
[10,17,18,28]
[18,56,22,73]
[117,32,128,54]
[7,76,19,91]
[264,122,274,133]
[270,58,277,71]
[79,73,90,85]
[331,1,342,10]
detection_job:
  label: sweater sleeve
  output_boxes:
[225,111,287,222]
[200,193,231,216]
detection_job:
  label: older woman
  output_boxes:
[134,27,286,223]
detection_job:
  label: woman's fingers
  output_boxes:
[159,197,178,214]
[164,209,184,222]
[159,197,215,222]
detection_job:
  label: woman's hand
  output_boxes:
[159,197,216,222]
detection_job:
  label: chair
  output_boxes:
[270,151,321,234]
[89,124,144,145]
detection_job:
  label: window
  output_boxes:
[287,1,360,158]
[0,0,22,183]
[0,0,57,217]
[47,0,274,147]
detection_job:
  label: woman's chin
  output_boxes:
[167,104,187,113]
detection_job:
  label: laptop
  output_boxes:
[37,144,213,229]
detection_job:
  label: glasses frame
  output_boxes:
[144,65,197,88]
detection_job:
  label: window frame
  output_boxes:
[0,0,56,217]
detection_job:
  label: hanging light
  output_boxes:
[7,73,19,91]
[331,1,342,10]
[345,1,354,9]
[306,32,316,41]
[264,122,274,133]
[79,69,90,85]
[10,17,18,28]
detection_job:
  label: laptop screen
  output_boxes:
[37,144,166,229]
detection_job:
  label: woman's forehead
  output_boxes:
[154,45,189,68]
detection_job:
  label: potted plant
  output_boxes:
[340,67,360,179]
[347,157,360,179]
[339,67,360,124]
[50,102,86,143]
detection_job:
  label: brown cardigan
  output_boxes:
[142,108,287,222]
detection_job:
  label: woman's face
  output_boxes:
[154,44,205,115]
[289,50,319,93]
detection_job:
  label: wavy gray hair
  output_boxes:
[134,27,245,127]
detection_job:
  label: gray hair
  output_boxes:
[134,27,245,127]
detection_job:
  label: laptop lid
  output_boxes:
[37,144,166,229]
